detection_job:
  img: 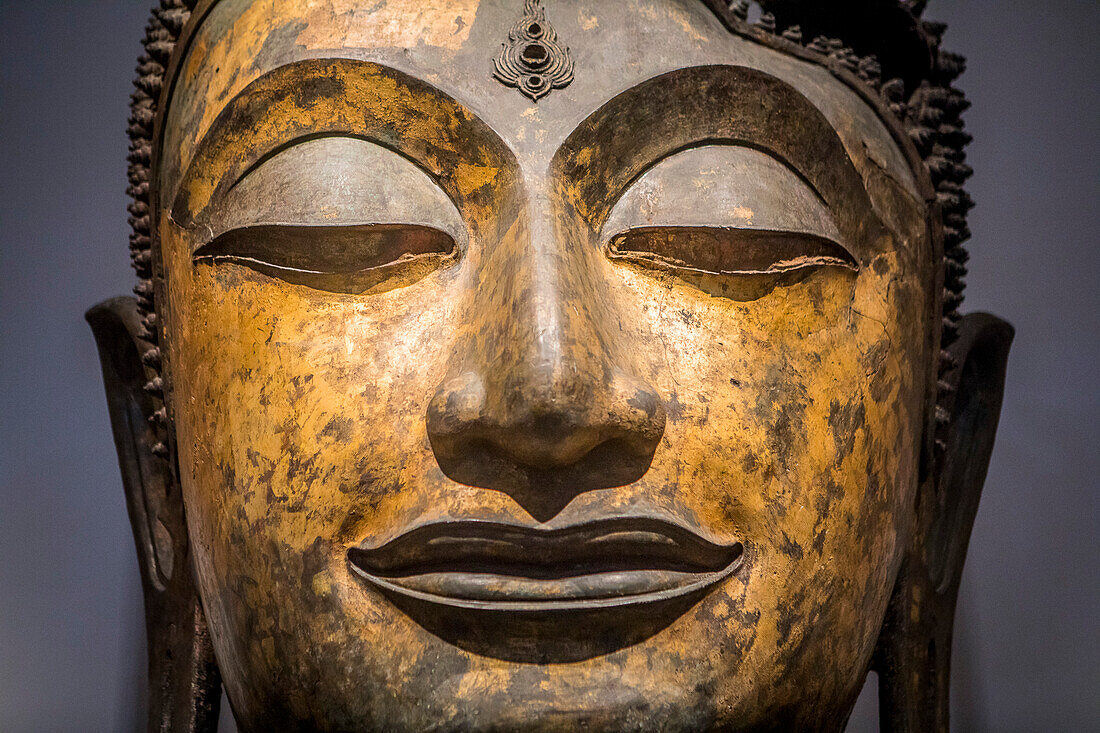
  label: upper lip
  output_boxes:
[348,516,741,580]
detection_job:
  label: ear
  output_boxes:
[873,312,1013,733]
[87,296,222,733]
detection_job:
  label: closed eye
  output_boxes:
[607,226,858,301]
[598,144,861,300]
[608,226,858,275]
[193,223,455,294]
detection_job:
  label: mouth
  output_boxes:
[347,516,744,613]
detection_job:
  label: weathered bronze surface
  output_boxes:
[90,0,1012,730]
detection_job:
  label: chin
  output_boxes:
[210,548,871,733]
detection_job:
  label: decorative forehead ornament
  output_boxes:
[87,0,1013,730]
[493,0,575,99]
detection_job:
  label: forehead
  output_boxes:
[161,0,918,198]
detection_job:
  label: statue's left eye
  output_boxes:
[606,225,856,301]
[601,144,860,298]
[193,223,456,294]
[607,226,856,276]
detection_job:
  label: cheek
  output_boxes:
[609,253,928,672]
[161,222,463,592]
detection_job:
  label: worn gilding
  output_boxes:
[89,0,1012,730]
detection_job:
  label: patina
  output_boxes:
[88,0,1012,730]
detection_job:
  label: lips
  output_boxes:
[347,516,743,613]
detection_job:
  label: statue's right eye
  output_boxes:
[193,223,456,294]
[192,136,466,294]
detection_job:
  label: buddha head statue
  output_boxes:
[88,0,1012,730]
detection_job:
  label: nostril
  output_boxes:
[426,372,486,449]
[627,388,660,417]
[606,373,667,451]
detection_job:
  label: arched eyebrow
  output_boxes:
[171,59,518,229]
[552,65,883,254]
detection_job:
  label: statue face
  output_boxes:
[157,0,936,728]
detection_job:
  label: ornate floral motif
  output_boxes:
[493,0,574,100]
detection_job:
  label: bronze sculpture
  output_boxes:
[87,0,1012,729]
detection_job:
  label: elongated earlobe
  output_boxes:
[87,296,221,733]
[874,312,1013,732]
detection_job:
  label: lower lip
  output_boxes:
[349,546,744,614]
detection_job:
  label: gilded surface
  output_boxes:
[154,0,938,729]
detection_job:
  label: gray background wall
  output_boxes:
[1,1,1095,730]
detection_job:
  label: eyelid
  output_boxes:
[193,223,456,294]
[599,145,848,262]
[193,136,470,255]
[607,226,859,275]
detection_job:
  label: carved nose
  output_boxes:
[426,367,666,520]
[426,184,666,519]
